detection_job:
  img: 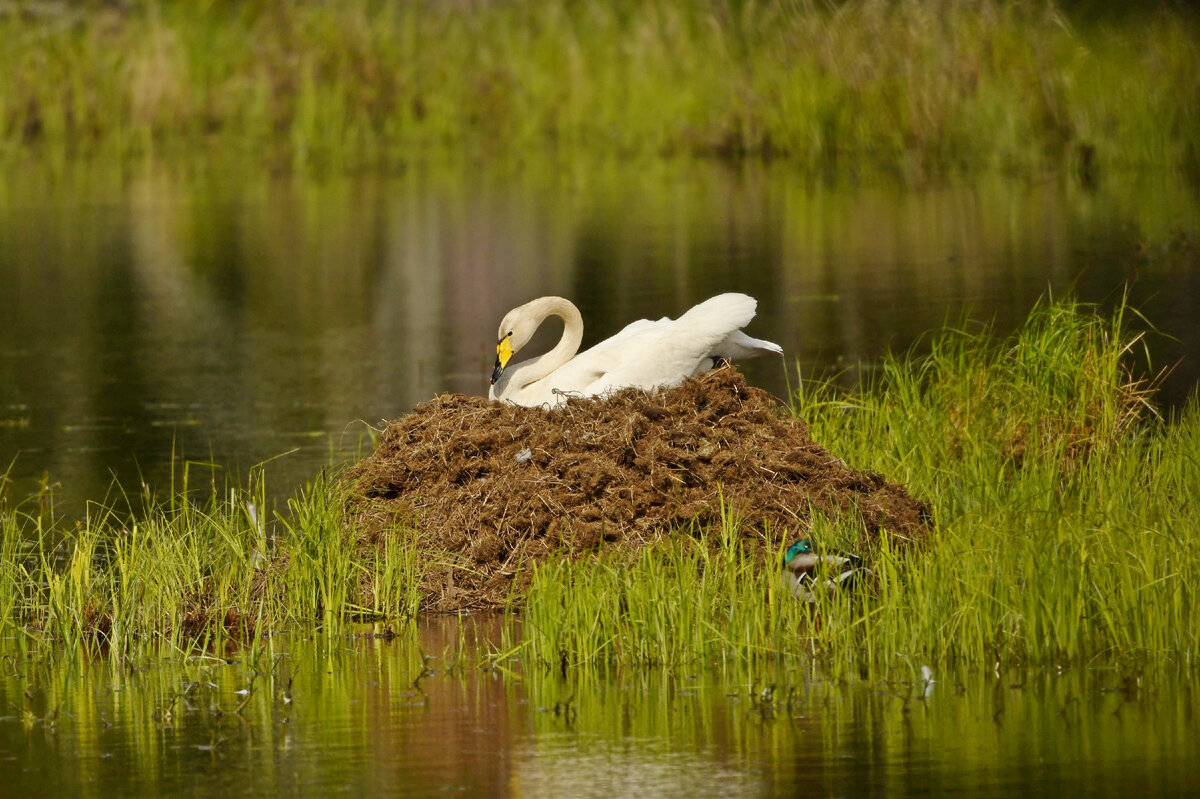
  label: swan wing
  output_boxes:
[573,293,766,394]
[578,317,668,358]
[532,316,670,390]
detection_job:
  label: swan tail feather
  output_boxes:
[711,330,784,360]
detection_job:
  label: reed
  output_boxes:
[0,461,425,653]
[798,303,1200,673]
[1,1,1196,174]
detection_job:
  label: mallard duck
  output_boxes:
[489,294,782,407]
[780,538,872,602]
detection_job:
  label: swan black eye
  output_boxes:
[507,331,513,337]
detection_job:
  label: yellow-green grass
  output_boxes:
[0,464,424,656]
[1,1,1196,175]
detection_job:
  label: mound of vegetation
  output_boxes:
[345,368,932,612]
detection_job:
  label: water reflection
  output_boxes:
[0,160,1196,508]
[1,618,1198,798]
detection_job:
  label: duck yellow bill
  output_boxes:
[491,336,513,385]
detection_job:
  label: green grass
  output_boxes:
[0,462,425,656]
[1,300,1197,678]
[1,1,1197,175]
[795,302,1200,672]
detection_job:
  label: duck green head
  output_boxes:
[785,539,813,562]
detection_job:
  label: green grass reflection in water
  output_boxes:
[1,615,1198,798]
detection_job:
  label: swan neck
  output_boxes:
[509,297,584,391]
[541,297,583,373]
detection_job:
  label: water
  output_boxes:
[2,617,1197,798]
[1,159,1197,510]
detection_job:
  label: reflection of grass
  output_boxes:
[5,629,1198,794]
[1,1,1196,173]
[0,627,441,791]
[1,301,1198,675]
[520,301,1200,673]
[3,617,1196,794]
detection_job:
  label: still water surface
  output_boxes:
[2,616,1198,798]
[1,159,1197,509]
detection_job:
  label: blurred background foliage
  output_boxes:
[1,0,1196,177]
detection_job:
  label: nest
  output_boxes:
[345,367,931,611]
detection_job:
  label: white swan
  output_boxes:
[488,294,783,407]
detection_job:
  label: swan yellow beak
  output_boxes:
[491,336,513,385]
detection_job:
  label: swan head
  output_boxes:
[490,303,545,385]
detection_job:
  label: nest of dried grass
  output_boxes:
[345,367,931,611]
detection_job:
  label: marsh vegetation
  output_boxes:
[2,0,1197,175]
[3,1,1198,794]
[2,303,1195,679]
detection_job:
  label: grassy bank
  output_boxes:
[2,301,1198,676]
[2,1,1197,174]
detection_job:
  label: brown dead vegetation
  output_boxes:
[345,368,932,612]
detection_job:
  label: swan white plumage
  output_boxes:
[488,294,783,407]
